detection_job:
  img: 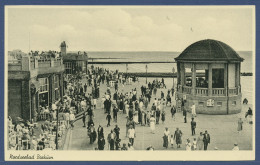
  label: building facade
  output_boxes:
[8,55,65,121]
[60,41,88,74]
[175,39,244,115]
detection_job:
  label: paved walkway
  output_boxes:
[64,78,253,151]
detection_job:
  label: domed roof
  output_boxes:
[175,39,244,62]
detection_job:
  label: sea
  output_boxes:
[87,51,254,105]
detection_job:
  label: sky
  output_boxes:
[7,6,254,52]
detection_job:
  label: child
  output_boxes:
[192,138,197,150]
[170,135,174,148]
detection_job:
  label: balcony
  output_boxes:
[8,57,65,79]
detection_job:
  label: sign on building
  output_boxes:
[207,99,214,107]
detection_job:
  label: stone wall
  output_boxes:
[21,80,31,120]
[176,92,242,115]
[8,80,22,119]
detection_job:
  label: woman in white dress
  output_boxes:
[125,102,129,118]
[186,139,192,151]
[133,111,138,124]
[150,115,156,133]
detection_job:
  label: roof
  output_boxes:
[63,52,88,61]
[175,39,244,62]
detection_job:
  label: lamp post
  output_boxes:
[172,67,175,88]
[145,64,148,84]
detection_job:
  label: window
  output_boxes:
[212,69,224,88]
[54,75,59,89]
[65,62,72,74]
[196,70,208,88]
[39,78,49,93]
[199,102,204,106]
[232,101,236,105]
[217,102,222,106]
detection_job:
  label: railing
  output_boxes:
[8,59,21,64]
[8,57,63,71]
[38,62,51,68]
[196,88,208,96]
[212,88,225,96]
[183,86,192,94]
[177,84,240,97]
[229,87,237,96]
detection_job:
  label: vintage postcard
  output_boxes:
[5,5,255,161]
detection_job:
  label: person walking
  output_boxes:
[84,83,87,93]
[107,130,116,150]
[156,108,161,124]
[174,128,182,148]
[191,118,196,135]
[203,130,210,150]
[97,125,104,139]
[114,125,120,140]
[197,132,204,150]
[161,110,166,124]
[163,127,170,149]
[65,110,70,129]
[191,103,196,118]
[183,108,187,123]
[170,135,174,148]
[150,115,156,134]
[69,111,75,130]
[106,113,112,127]
[113,106,118,122]
[237,118,243,133]
[232,143,239,150]
[82,112,86,127]
[98,136,105,150]
[128,125,136,146]
[121,143,128,150]
[192,138,197,150]
[245,107,253,124]
[171,105,176,120]
[171,87,174,97]
[186,139,192,151]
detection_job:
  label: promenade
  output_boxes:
[64,77,253,151]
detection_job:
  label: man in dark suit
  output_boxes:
[82,112,86,127]
[203,130,210,150]
[106,113,112,127]
[191,118,196,135]
[97,125,104,139]
[107,130,117,150]
[183,108,187,123]
[98,136,105,150]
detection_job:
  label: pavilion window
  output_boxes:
[217,102,222,106]
[212,69,224,88]
[196,69,208,88]
[185,68,192,87]
[199,102,204,106]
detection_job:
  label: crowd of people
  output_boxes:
[8,64,253,151]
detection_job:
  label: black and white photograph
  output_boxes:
[5,5,255,161]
